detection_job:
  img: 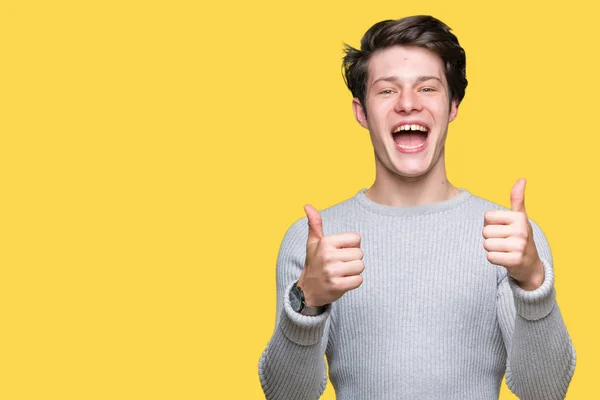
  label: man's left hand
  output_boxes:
[482,178,545,291]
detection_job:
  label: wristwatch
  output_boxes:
[289,281,329,316]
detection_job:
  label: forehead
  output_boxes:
[367,45,446,85]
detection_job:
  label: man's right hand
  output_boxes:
[297,204,365,307]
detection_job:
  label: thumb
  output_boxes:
[304,204,324,244]
[510,178,527,213]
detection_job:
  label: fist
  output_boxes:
[297,204,365,307]
[482,179,544,290]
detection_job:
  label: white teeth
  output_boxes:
[393,124,428,133]
[397,142,426,150]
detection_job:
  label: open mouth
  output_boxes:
[391,124,429,150]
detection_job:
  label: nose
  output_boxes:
[394,90,422,114]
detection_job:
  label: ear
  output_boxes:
[352,98,368,129]
[449,98,459,123]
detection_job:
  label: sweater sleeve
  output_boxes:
[258,218,332,400]
[496,219,576,399]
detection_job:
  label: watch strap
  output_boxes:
[292,281,329,316]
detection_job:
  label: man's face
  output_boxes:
[353,45,458,180]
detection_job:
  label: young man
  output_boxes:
[258,15,576,399]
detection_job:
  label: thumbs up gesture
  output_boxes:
[482,179,545,290]
[297,204,365,307]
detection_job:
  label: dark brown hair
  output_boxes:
[342,15,467,117]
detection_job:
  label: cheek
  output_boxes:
[367,101,394,128]
[364,111,386,135]
[434,109,450,125]
[421,94,449,113]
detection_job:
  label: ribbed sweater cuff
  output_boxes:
[279,282,331,346]
[509,258,556,321]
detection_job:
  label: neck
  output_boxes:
[365,152,460,207]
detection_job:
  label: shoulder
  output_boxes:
[469,190,546,229]
[467,189,552,256]
[281,188,357,231]
[465,190,509,213]
[285,190,362,237]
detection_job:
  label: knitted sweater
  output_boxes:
[258,188,576,400]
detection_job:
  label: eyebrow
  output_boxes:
[371,75,443,86]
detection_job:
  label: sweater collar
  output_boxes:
[354,187,473,216]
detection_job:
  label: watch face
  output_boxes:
[289,284,303,312]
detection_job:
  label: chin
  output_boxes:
[396,171,428,180]
[388,166,429,180]
[390,160,432,178]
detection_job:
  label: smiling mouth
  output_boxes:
[392,124,429,149]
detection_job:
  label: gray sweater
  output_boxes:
[258,188,576,400]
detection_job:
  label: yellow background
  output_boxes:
[0,0,596,398]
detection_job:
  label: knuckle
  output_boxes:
[515,255,524,265]
[514,256,523,265]
[323,264,335,278]
[330,277,344,292]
